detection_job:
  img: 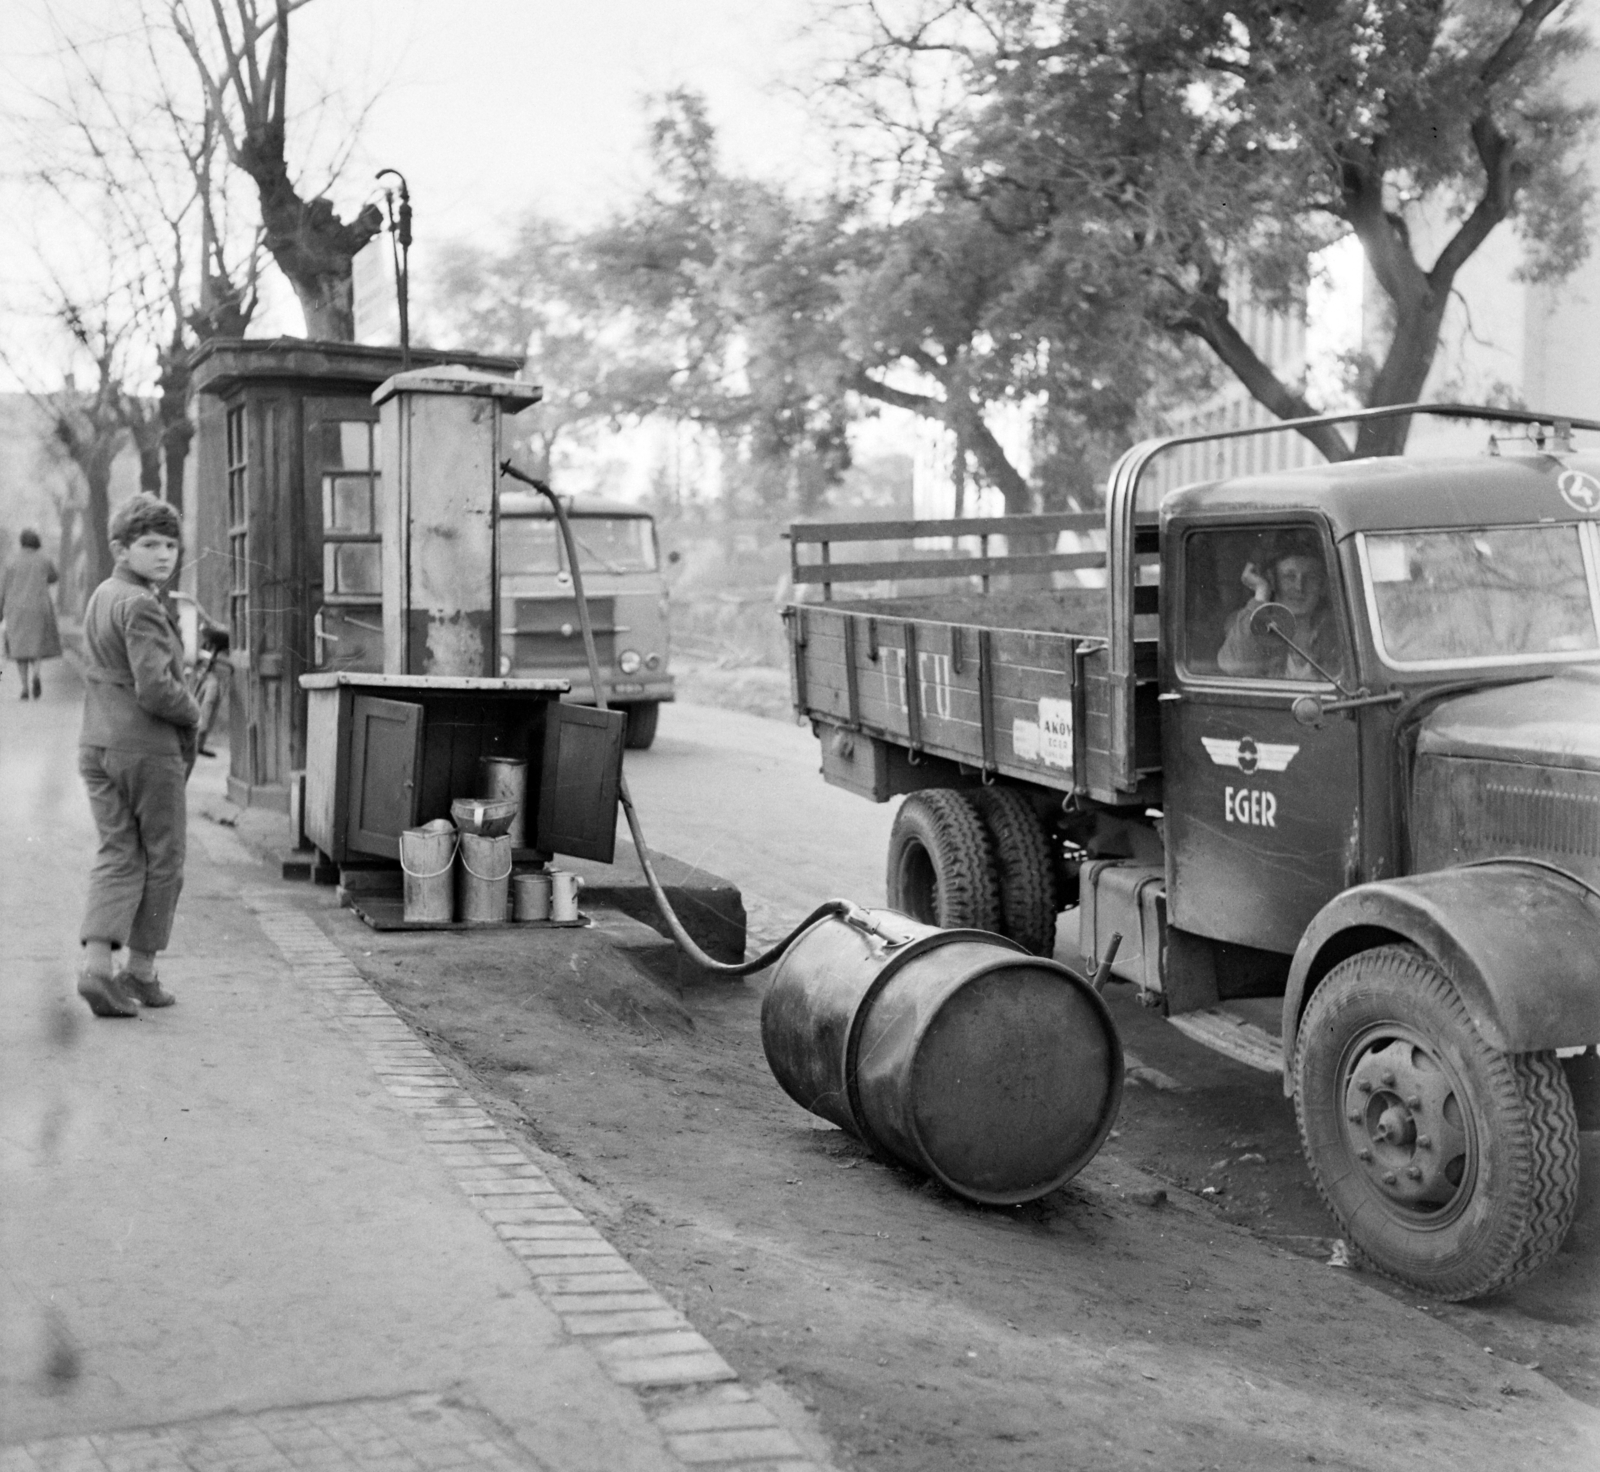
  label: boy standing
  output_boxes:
[77,494,200,1018]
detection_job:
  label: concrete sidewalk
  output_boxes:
[0,665,824,1472]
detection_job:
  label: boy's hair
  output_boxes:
[109,493,181,548]
[19,528,40,549]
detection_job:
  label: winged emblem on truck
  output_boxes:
[1201,736,1299,774]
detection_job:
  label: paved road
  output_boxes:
[620,702,897,945]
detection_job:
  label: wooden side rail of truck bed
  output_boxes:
[785,512,1163,805]
[788,512,1107,597]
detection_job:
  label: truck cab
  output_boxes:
[1161,450,1600,956]
[497,491,674,749]
[785,405,1600,1302]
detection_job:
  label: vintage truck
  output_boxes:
[497,490,675,749]
[783,403,1600,1300]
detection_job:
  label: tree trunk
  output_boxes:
[84,443,116,587]
[250,161,383,340]
[55,500,84,617]
[1174,289,1354,464]
[851,370,1036,517]
[158,340,194,512]
[1351,288,1451,457]
[122,398,164,495]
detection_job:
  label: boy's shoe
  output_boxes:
[124,976,176,1008]
[77,970,139,1018]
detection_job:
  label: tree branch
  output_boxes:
[1170,289,1353,463]
[1480,0,1567,89]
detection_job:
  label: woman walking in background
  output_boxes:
[0,528,63,699]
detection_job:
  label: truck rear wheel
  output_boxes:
[623,701,660,750]
[1293,945,1579,1300]
[886,790,1001,934]
[971,787,1058,956]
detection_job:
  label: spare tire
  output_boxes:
[886,790,1001,933]
[972,786,1059,956]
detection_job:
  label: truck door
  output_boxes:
[1162,521,1360,954]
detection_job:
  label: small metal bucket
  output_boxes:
[511,870,552,922]
[457,832,513,923]
[400,826,456,923]
[549,870,584,922]
[761,909,1123,1205]
[480,757,528,848]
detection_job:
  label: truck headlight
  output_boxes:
[617,649,643,675]
[645,652,662,670]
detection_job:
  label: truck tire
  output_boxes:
[1293,945,1579,1301]
[886,790,1001,934]
[971,786,1058,956]
[623,701,660,750]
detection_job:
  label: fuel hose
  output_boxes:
[499,460,868,974]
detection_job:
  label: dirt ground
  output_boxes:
[301,891,1600,1472]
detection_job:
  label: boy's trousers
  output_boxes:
[78,746,188,953]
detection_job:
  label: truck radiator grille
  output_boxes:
[508,597,615,669]
[1482,781,1600,856]
[1412,755,1600,880]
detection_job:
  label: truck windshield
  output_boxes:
[500,515,658,575]
[1360,525,1600,669]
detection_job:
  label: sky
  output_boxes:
[0,0,841,378]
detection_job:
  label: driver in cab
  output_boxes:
[1218,534,1344,682]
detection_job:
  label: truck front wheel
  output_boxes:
[886,790,1001,934]
[1294,945,1579,1300]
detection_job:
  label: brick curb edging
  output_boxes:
[246,897,831,1472]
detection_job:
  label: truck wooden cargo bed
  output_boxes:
[783,512,1161,803]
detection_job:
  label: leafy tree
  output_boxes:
[627,90,1200,515]
[834,0,1596,458]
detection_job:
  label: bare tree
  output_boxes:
[44,308,137,590]
[171,0,382,340]
[21,9,263,509]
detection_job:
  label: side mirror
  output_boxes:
[1292,694,1325,729]
[1249,601,1298,642]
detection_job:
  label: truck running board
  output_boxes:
[1167,1008,1283,1075]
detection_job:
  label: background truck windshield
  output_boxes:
[1361,524,1600,668]
[500,515,658,576]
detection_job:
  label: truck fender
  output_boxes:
[1280,860,1600,1095]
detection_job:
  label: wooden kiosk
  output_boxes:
[299,365,626,887]
[189,338,522,810]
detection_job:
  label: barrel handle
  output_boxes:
[837,902,913,949]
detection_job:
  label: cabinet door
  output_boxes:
[536,703,625,862]
[348,696,422,858]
